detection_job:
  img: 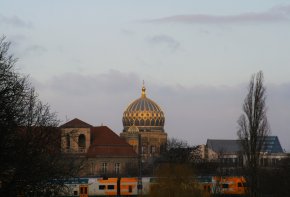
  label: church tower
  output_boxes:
[120,85,167,161]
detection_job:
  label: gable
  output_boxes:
[60,118,93,128]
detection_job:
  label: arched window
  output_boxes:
[78,134,86,148]
[145,119,150,126]
[66,134,70,149]
[156,119,159,125]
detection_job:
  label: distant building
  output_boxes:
[60,118,138,176]
[120,85,167,162]
[199,136,288,175]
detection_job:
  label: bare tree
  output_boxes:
[0,36,81,196]
[237,71,270,197]
[158,138,200,164]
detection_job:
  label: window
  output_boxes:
[145,119,150,126]
[66,134,70,149]
[238,182,242,187]
[222,184,229,188]
[115,163,120,174]
[101,163,107,174]
[108,185,114,190]
[151,146,156,154]
[91,162,95,175]
[99,185,105,190]
[129,185,132,193]
[78,134,86,148]
[73,191,78,195]
[80,186,87,194]
[142,146,146,154]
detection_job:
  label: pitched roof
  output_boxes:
[262,136,284,153]
[60,118,93,128]
[87,126,137,157]
[206,136,284,154]
[206,139,242,154]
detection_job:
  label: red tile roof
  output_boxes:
[59,119,137,158]
[60,118,93,128]
[87,126,137,157]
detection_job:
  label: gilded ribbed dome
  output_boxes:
[122,86,165,132]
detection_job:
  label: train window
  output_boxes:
[222,184,229,188]
[238,182,242,187]
[99,185,105,190]
[108,185,114,190]
[129,185,132,193]
[74,191,78,195]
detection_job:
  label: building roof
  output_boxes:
[87,126,137,157]
[262,136,284,153]
[206,139,242,154]
[60,118,93,128]
[206,136,284,154]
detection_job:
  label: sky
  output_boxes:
[1,0,290,151]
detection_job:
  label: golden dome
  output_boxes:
[122,85,165,132]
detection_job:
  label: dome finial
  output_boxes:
[141,80,146,98]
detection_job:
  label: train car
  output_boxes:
[119,177,138,196]
[197,176,247,196]
[60,177,145,197]
[58,177,92,197]
[213,176,247,196]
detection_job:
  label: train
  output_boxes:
[197,176,247,196]
[58,176,247,197]
[59,177,151,197]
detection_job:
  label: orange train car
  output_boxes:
[197,176,247,196]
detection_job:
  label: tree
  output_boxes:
[149,163,204,197]
[237,71,270,197]
[159,138,200,164]
[147,138,205,197]
[0,36,80,196]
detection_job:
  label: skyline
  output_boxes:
[1,1,290,150]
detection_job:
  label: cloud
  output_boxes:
[148,35,180,51]
[143,5,290,24]
[30,71,290,151]
[46,70,140,96]
[0,14,32,28]
[24,45,47,56]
